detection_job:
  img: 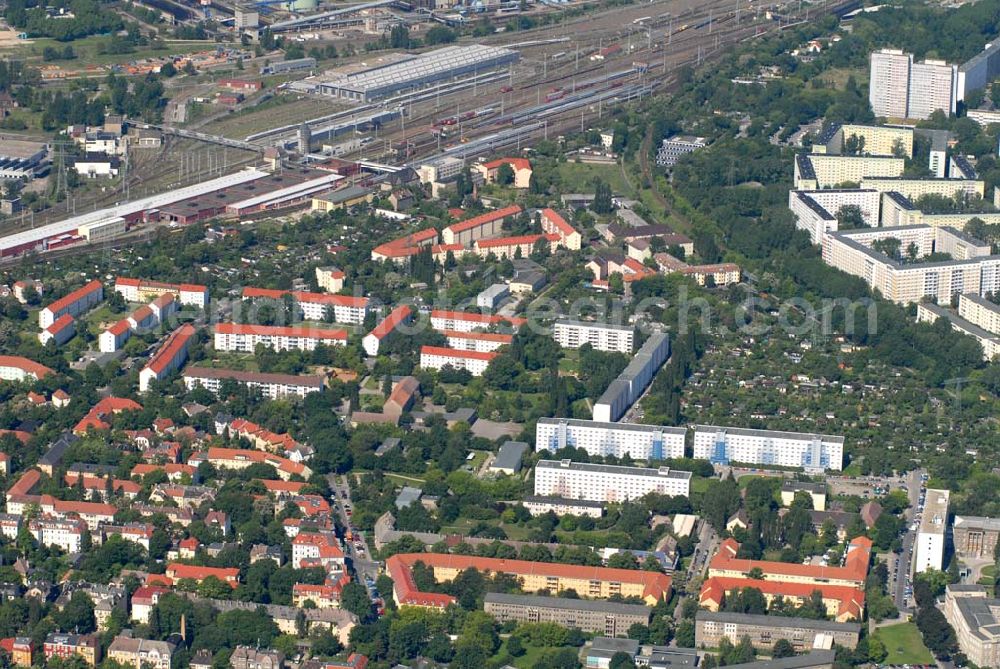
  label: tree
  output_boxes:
[389,24,410,49]
[592,179,613,214]
[836,204,865,230]
[496,162,515,186]
[867,636,887,663]
[772,639,795,659]
[675,620,695,647]
[340,582,371,619]
[609,652,637,669]
[506,636,525,657]
[53,591,95,633]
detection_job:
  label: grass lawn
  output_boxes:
[558,349,580,374]
[10,36,213,67]
[384,472,426,486]
[555,162,632,195]
[875,622,934,665]
[691,477,712,494]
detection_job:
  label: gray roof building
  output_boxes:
[490,441,529,474]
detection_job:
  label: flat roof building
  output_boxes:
[693,425,844,472]
[953,515,1000,560]
[552,319,634,353]
[534,459,692,502]
[916,488,949,573]
[484,593,650,636]
[696,611,861,651]
[317,45,518,102]
[535,418,685,461]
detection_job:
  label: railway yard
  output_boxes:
[0,0,849,256]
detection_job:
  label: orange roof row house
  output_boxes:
[386,553,672,609]
[74,397,143,434]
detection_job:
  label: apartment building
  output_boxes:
[909,59,958,119]
[44,634,99,667]
[655,135,706,167]
[868,49,958,120]
[165,563,240,588]
[107,637,174,669]
[315,266,345,293]
[38,314,75,347]
[484,593,650,636]
[39,279,103,329]
[552,319,634,353]
[540,208,582,250]
[692,425,844,471]
[916,489,949,573]
[695,612,861,652]
[362,305,413,356]
[522,495,605,518]
[473,158,533,188]
[958,292,1000,334]
[114,277,208,308]
[814,123,913,157]
[953,516,1000,559]
[139,324,196,392]
[916,302,1000,360]
[191,447,312,481]
[429,309,525,333]
[28,516,86,553]
[0,355,53,383]
[474,233,561,260]
[386,553,673,609]
[229,647,284,669]
[702,537,872,621]
[442,329,512,353]
[534,459,692,502]
[183,367,325,399]
[292,532,345,570]
[861,176,985,200]
[241,287,369,324]
[821,225,1000,305]
[593,331,670,422]
[441,205,522,246]
[793,154,903,190]
[215,323,348,353]
[788,189,881,245]
[419,345,497,376]
[535,418,686,460]
[869,49,912,118]
[945,585,1000,668]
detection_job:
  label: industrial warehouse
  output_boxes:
[314,45,519,102]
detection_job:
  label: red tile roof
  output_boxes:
[43,280,102,317]
[386,553,671,608]
[242,287,368,309]
[420,345,498,362]
[7,469,41,498]
[0,355,54,379]
[440,329,513,343]
[367,305,413,341]
[204,447,307,476]
[258,479,307,493]
[710,537,872,586]
[107,319,130,336]
[165,563,240,586]
[476,233,559,248]
[45,314,75,335]
[700,576,865,621]
[215,323,347,340]
[541,208,575,237]
[430,310,526,327]
[445,205,522,235]
[483,158,531,171]
[0,429,31,445]
[146,324,196,374]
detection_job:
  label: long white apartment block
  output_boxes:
[794,154,904,190]
[813,123,914,158]
[534,459,692,502]
[909,59,958,120]
[861,176,985,200]
[552,319,635,353]
[822,225,1000,305]
[442,330,512,353]
[535,418,685,461]
[183,367,325,399]
[419,345,496,376]
[692,425,844,472]
[958,292,1000,334]
[214,323,348,352]
[788,189,881,244]
[916,301,1000,360]
[241,287,369,324]
[593,331,670,422]
[916,489,950,573]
